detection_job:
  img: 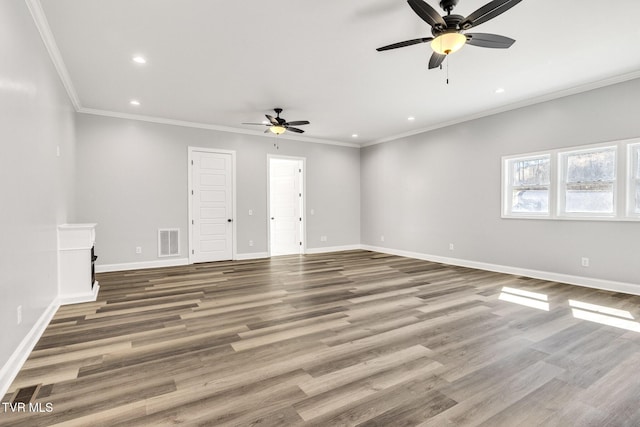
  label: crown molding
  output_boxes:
[25,0,81,110]
[77,108,361,148]
[25,0,357,149]
[362,69,640,148]
[27,0,640,150]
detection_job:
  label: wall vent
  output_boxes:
[158,229,180,257]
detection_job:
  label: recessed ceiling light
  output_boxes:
[130,99,140,106]
[132,56,146,64]
[407,116,416,121]
[495,88,505,94]
[352,134,359,138]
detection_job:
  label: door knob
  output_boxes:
[227,219,233,222]
[271,217,275,220]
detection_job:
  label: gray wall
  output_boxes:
[361,78,640,285]
[74,114,360,265]
[0,1,76,370]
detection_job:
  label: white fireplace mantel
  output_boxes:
[58,223,99,305]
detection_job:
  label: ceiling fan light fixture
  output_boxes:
[431,32,466,55]
[269,125,286,135]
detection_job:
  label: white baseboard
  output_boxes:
[235,252,269,261]
[0,298,59,399]
[361,245,640,296]
[58,283,100,306]
[96,258,189,273]
[305,244,362,255]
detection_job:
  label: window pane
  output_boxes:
[566,149,615,183]
[565,182,614,213]
[635,146,640,214]
[512,189,549,213]
[512,157,549,186]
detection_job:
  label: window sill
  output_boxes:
[502,214,640,222]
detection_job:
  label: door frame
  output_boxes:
[267,155,307,257]
[188,146,237,264]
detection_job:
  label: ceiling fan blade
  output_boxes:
[286,120,310,126]
[407,0,446,29]
[377,37,433,52]
[428,52,446,69]
[266,114,279,125]
[466,33,515,48]
[285,127,305,134]
[461,0,522,29]
[264,128,271,133]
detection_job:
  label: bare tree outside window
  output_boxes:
[563,148,616,213]
[503,139,639,220]
[509,156,549,214]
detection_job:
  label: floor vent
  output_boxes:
[158,229,180,257]
[10,384,41,404]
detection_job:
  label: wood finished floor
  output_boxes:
[3,250,640,426]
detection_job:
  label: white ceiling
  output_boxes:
[37,0,640,146]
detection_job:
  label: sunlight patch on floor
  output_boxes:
[569,299,640,332]
[499,286,549,311]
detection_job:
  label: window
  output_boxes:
[560,147,616,216]
[502,138,640,221]
[630,143,640,216]
[504,155,550,216]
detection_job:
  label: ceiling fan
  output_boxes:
[377,0,521,69]
[243,108,310,135]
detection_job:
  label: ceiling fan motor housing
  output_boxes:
[432,14,464,36]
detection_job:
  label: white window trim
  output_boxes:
[502,137,640,222]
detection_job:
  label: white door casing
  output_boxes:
[269,157,305,256]
[189,148,235,263]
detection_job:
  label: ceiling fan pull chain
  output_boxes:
[446,55,450,85]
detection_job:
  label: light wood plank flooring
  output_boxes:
[3,250,640,426]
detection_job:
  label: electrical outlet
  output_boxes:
[136,246,142,254]
[249,240,254,247]
[449,243,455,251]
[56,146,60,157]
[581,257,589,267]
[310,209,315,215]
[320,236,327,242]
[380,235,385,242]
[17,305,22,325]
[248,209,253,216]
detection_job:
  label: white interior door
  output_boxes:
[270,158,304,256]
[190,150,233,263]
